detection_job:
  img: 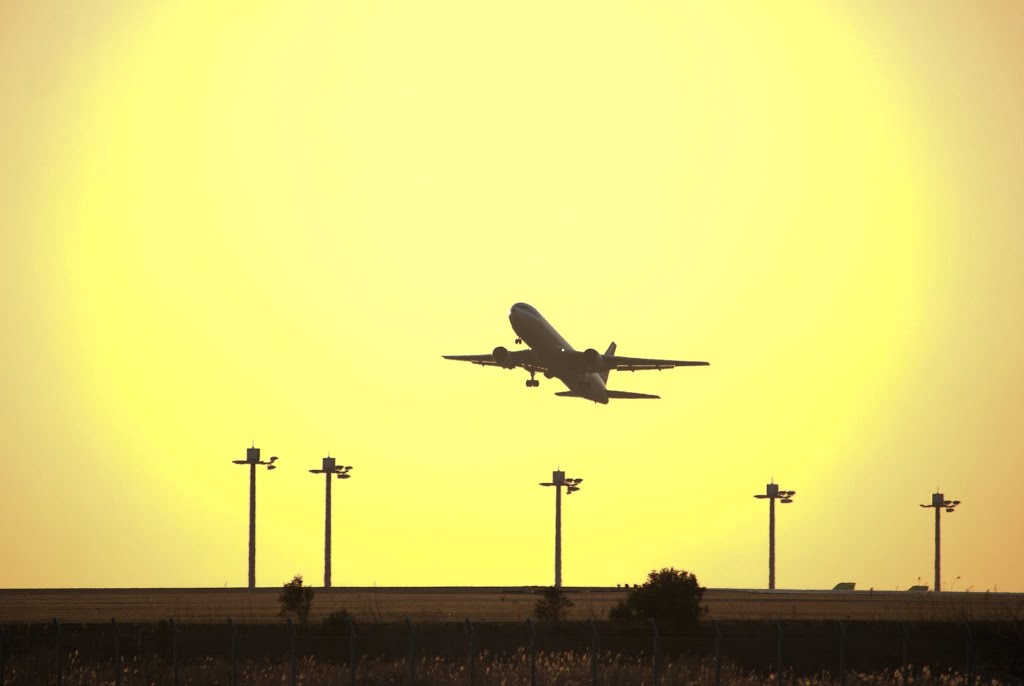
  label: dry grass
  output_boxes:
[1,650,1006,686]
[2,587,1023,624]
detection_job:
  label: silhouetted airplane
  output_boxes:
[443,303,708,403]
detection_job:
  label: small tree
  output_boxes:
[609,568,706,632]
[322,608,353,632]
[533,586,574,622]
[278,574,315,624]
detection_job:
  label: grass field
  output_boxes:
[2,586,1022,623]
[0,653,1007,686]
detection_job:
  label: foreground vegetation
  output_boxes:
[2,650,1013,686]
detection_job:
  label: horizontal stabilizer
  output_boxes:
[606,390,661,399]
[555,390,661,400]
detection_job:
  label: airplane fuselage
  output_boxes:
[508,303,610,404]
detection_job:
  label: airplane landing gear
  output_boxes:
[515,338,523,345]
[526,370,539,388]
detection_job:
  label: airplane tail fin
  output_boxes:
[600,342,616,383]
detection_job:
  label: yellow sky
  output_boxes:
[1,1,1022,592]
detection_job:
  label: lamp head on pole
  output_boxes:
[921,491,960,512]
[233,445,278,470]
[540,471,582,494]
[754,482,795,501]
[309,455,354,478]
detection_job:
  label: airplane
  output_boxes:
[443,303,708,404]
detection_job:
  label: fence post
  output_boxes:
[526,618,537,686]
[406,617,416,686]
[170,618,180,686]
[112,618,121,686]
[838,621,847,686]
[465,618,476,686]
[900,623,910,671]
[347,616,358,686]
[588,619,599,686]
[962,622,973,684]
[650,618,660,686]
[228,618,237,686]
[288,617,297,686]
[53,618,63,686]
[713,620,722,686]
[775,621,783,686]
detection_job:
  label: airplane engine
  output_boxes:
[492,346,514,368]
[582,348,604,371]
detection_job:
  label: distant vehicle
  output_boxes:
[443,303,708,404]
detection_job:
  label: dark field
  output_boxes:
[2,586,1023,623]
[3,590,1024,684]
[1,618,1023,685]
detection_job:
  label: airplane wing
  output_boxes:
[442,349,549,372]
[441,354,501,367]
[604,356,709,372]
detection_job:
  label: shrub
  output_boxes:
[609,567,707,632]
[322,608,354,631]
[533,586,574,622]
[278,574,315,624]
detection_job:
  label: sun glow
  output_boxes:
[1,1,1021,591]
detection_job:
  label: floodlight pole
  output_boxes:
[555,480,562,588]
[754,482,796,590]
[326,472,332,587]
[309,457,353,589]
[232,445,278,590]
[920,491,960,592]
[249,461,256,589]
[769,495,776,590]
[540,470,582,589]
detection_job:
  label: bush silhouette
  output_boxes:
[322,608,353,632]
[278,574,315,624]
[533,586,574,622]
[609,568,706,632]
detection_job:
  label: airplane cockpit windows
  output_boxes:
[511,303,540,317]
